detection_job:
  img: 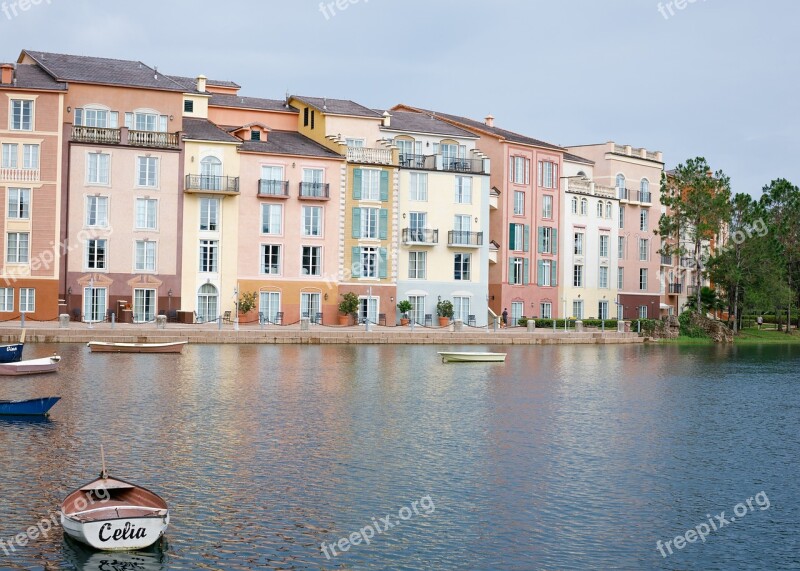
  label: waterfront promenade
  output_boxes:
[0,320,645,345]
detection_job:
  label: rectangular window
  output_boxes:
[511,223,524,251]
[410,172,428,201]
[19,288,34,313]
[540,302,552,319]
[618,267,624,289]
[511,257,524,285]
[511,302,523,326]
[137,157,158,187]
[199,240,218,272]
[599,235,609,258]
[302,205,322,237]
[87,153,110,184]
[542,227,554,254]
[75,108,118,128]
[132,112,167,132]
[86,196,108,227]
[640,268,648,291]
[538,161,557,188]
[408,251,426,279]
[134,240,156,271]
[618,236,625,259]
[455,176,472,204]
[640,209,648,232]
[184,100,194,113]
[510,156,530,184]
[361,207,379,239]
[619,205,624,229]
[85,238,106,269]
[201,198,220,231]
[302,246,321,276]
[259,291,281,323]
[453,296,470,322]
[11,100,33,130]
[135,198,157,229]
[454,253,471,281]
[361,169,380,201]
[540,259,551,286]
[598,300,609,320]
[1,143,17,168]
[361,246,377,278]
[6,232,29,263]
[250,130,260,141]
[572,300,584,319]
[0,288,13,311]
[8,188,30,219]
[84,286,107,322]
[574,232,584,255]
[22,145,38,169]
[573,264,583,287]
[639,238,649,261]
[261,244,281,274]
[514,191,524,215]
[542,194,553,219]
[133,289,156,322]
[260,203,282,235]
[599,266,609,288]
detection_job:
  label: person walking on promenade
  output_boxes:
[502,308,508,328]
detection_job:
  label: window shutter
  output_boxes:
[159,115,168,132]
[380,170,389,201]
[552,228,558,255]
[537,226,544,253]
[509,223,516,249]
[351,246,361,278]
[523,258,530,285]
[353,168,362,200]
[551,260,558,286]
[352,208,361,238]
[124,112,133,129]
[523,225,530,253]
[508,258,514,284]
[74,108,83,126]
[378,247,388,278]
[379,208,388,239]
[537,260,545,286]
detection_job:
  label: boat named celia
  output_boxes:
[60,472,169,551]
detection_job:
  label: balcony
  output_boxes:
[128,130,180,148]
[298,182,330,200]
[618,187,631,201]
[398,153,428,169]
[680,257,696,268]
[258,179,289,198]
[72,126,121,145]
[448,230,483,248]
[661,254,673,266]
[346,147,393,165]
[441,156,488,174]
[668,283,683,295]
[402,228,439,245]
[0,167,39,182]
[638,191,652,204]
[185,174,240,195]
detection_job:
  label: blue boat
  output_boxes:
[0,342,24,363]
[0,397,60,416]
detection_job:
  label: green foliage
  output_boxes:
[436,299,454,318]
[236,291,258,314]
[338,292,360,317]
[678,310,708,338]
[396,300,413,317]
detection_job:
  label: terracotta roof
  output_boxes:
[20,50,185,91]
[210,93,297,113]
[0,63,66,91]
[292,95,382,118]
[239,130,344,159]
[380,110,477,138]
[182,118,241,143]
[563,151,594,165]
[393,104,564,151]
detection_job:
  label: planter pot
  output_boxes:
[238,311,258,324]
[400,318,410,326]
[438,317,450,327]
[338,315,351,326]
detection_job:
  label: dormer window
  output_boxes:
[250,130,261,141]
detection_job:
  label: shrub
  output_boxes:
[436,299,454,318]
[237,291,258,314]
[338,292,360,318]
[678,310,708,338]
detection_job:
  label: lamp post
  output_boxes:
[88,277,94,329]
[562,297,567,331]
[234,285,239,331]
[168,288,172,312]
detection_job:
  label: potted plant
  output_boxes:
[237,291,258,323]
[338,292,359,326]
[436,299,454,327]
[397,300,413,326]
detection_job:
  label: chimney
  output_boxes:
[196,74,207,93]
[0,64,14,85]
[382,110,391,127]
[484,114,494,127]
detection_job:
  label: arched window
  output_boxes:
[580,198,588,215]
[616,174,626,199]
[596,200,603,217]
[197,283,218,323]
[606,201,613,218]
[200,156,222,190]
[640,178,650,201]
[571,196,578,214]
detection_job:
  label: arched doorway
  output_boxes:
[197,283,218,322]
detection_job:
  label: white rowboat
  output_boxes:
[438,351,507,363]
[0,355,60,375]
[87,341,187,354]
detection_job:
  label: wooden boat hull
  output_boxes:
[0,356,60,375]
[61,512,170,551]
[87,341,187,354]
[0,396,60,415]
[438,351,507,363]
[0,343,24,363]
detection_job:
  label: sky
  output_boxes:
[2,0,797,197]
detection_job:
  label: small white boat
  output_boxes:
[60,468,169,551]
[0,355,60,375]
[87,341,187,354]
[438,351,507,363]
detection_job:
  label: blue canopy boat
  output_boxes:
[0,397,61,416]
[0,330,25,363]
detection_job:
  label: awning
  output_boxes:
[660,303,671,309]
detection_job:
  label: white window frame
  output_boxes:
[261,203,282,235]
[261,244,281,275]
[302,205,322,237]
[135,198,157,230]
[410,172,428,201]
[408,251,426,279]
[455,176,472,204]
[134,240,157,272]
[361,169,380,201]
[199,239,219,273]
[10,99,33,131]
[302,245,322,276]
[540,302,552,319]
[85,238,106,270]
[7,233,29,264]
[87,153,110,185]
[86,195,109,228]
[543,194,553,219]
[136,156,158,187]
[8,188,30,220]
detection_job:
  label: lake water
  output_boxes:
[0,342,798,570]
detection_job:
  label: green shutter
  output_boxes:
[537,226,544,253]
[379,209,388,239]
[509,223,516,249]
[378,247,388,278]
[523,225,530,253]
[352,208,361,238]
[380,170,389,201]
[508,257,514,284]
[552,228,558,255]
[351,246,362,278]
[353,168,362,200]
[551,260,558,286]
[537,260,545,286]
[523,258,530,285]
